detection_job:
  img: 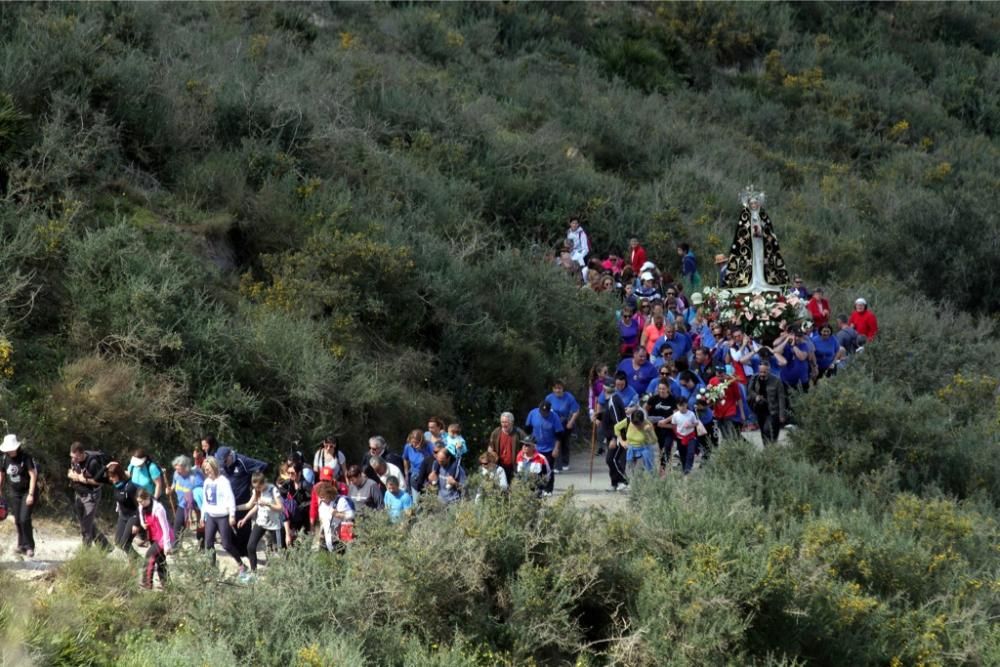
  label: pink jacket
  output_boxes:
[140,501,174,551]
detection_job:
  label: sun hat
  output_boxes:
[0,434,21,453]
[691,292,704,305]
[714,253,728,265]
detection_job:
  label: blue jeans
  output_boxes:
[627,445,654,472]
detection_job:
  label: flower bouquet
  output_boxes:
[701,287,808,345]
[698,378,732,405]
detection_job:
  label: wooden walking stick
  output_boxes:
[589,419,597,483]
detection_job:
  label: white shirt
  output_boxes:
[253,484,283,531]
[378,461,408,492]
[481,466,508,491]
[566,227,590,265]
[202,475,236,519]
[729,340,759,377]
[319,497,355,551]
[671,411,699,438]
[313,449,346,478]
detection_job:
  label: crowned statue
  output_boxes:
[723,185,789,293]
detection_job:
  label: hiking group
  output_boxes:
[0,187,874,587]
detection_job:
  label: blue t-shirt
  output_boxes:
[127,460,162,495]
[403,442,433,475]
[674,380,704,408]
[545,391,580,425]
[653,332,692,361]
[599,386,639,409]
[172,470,205,509]
[384,490,413,522]
[524,408,564,453]
[691,322,716,350]
[432,460,466,504]
[618,318,640,346]
[780,342,811,385]
[811,334,840,371]
[616,358,657,395]
[682,251,697,278]
[696,406,714,426]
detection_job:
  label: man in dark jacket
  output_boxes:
[747,360,787,445]
[215,446,268,558]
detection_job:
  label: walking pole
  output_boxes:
[588,420,597,483]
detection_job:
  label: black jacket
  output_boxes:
[748,373,787,421]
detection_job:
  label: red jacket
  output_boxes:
[630,246,647,273]
[709,377,744,420]
[310,482,349,525]
[806,297,830,328]
[849,309,878,340]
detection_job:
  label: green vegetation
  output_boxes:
[0,1,997,462]
[0,2,998,665]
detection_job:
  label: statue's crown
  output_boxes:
[740,184,766,208]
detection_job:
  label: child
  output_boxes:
[670,401,700,475]
[444,422,468,460]
[136,488,173,589]
[237,472,284,576]
[316,482,355,552]
[382,475,413,523]
[515,438,551,498]
[614,409,657,473]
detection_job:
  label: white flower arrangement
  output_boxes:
[701,287,808,342]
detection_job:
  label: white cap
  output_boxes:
[640,271,654,281]
[640,261,656,272]
[0,434,21,453]
[855,297,867,306]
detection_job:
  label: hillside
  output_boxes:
[0,2,999,666]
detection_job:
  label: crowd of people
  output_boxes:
[0,213,875,588]
[557,216,873,489]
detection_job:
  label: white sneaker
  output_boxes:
[541,491,552,497]
[617,484,629,492]
[561,466,570,472]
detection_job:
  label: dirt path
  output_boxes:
[0,517,81,581]
[552,427,776,510]
[1,430,781,580]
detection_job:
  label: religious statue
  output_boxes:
[723,185,789,292]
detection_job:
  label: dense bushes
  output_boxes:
[0,2,995,471]
[0,12,995,658]
[4,444,998,666]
